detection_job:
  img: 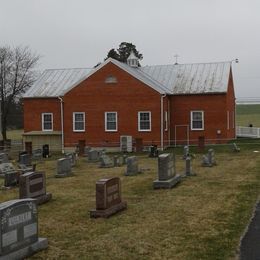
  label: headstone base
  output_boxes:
[55,173,73,178]
[153,174,181,189]
[201,163,216,167]
[90,201,127,218]
[35,193,52,205]
[181,172,197,178]
[0,237,48,260]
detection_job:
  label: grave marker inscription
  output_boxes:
[0,199,48,259]
[90,177,127,218]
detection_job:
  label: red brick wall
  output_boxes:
[63,62,163,147]
[23,98,61,132]
[170,93,232,144]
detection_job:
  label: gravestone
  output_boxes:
[0,153,9,164]
[113,155,123,167]
[202,149,216,167]
[88,149,100,162]
[55,158,72,178]
[0,199,48,259]
[18,163,36,174]
[84,146,91,157]
[125,156,140,176]
[153,153,181,189]
[65,152,76,167]
[122,155,128,165]
[99,155,113,168]
[19,171,52,205]
[18,151,28,163]
[182,156,196,177]
[90,177,127,218]
[32,149,42,160]
[183,145,189,159]
[3,172,18,189]
[232,143,240,152]
[149,145,159,158]
[19,154,32,167]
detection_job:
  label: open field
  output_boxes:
[236,104,260,127]
[1,148,260,260]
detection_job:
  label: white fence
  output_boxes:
[236,126,260,138]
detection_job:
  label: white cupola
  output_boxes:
[127,51,139,68]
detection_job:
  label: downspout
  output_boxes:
[58,96,64,154]
[160,93,167,150]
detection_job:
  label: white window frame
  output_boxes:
[73,112,85,132]
[190,111,204,131]
[105,112,118,132]
[138,111,151,132]
[42,113,53,131]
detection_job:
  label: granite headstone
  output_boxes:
[56,158,72,178]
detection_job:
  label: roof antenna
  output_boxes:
[174,54,179,65]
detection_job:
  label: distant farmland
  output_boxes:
[236,104,260,127]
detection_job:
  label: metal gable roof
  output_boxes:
[139,62,231,94]
[23,59,232,98]
[23,68,92,98]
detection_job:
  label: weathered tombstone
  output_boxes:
[19,171,52,205]
[55,158,72,178]
[0,153,9,164]
[153,153,181,189]
[149,145,159,158]
[113,155,123,167]
[90,177,127,218]
[182,156,196,177]
[65,152,76,167]
[19,154,32,166]
[202,149,216,167]
[88,149,100,162]
[0,199,48,259]
[32,149,42,160]
[3,172,18,189]
[84,146,91,157]
[122,155,128,165]
[183,145,189,159]
[232,143,240,152]
[18,151,28,163]
[99,155,114,168]
[125,156,140,176]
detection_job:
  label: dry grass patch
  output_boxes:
[0,151,260,260]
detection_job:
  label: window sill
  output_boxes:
[73,130,85,132]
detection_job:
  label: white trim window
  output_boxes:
[105,112,117,132]
[73,112,85,132]
[191,111,204,130]
[42,113,53,131]
[138,111,151,131]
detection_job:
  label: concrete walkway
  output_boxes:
[239,201,260,260]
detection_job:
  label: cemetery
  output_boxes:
[0,145,259,259]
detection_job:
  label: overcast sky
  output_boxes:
[1,0,260,98]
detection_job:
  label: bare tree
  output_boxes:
[0,46,40,140]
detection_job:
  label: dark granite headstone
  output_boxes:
[149,145,159,158]
[0,199,48,259]
[153,153,181,189]
[90,177,127,218]
[56,158,72,178]
[19,171,52,205]
[125,156,140,176]
[4,172,18,189]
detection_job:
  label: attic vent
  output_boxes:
[105,75,118,84]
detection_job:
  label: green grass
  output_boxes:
[236,104,260,127]
[1,149,260,259]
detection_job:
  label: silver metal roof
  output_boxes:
[24,59,231,98]
[23,68,92,98]
[140,62,231,94]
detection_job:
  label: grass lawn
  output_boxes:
[236,104,260,127]
[1,148,260,259]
